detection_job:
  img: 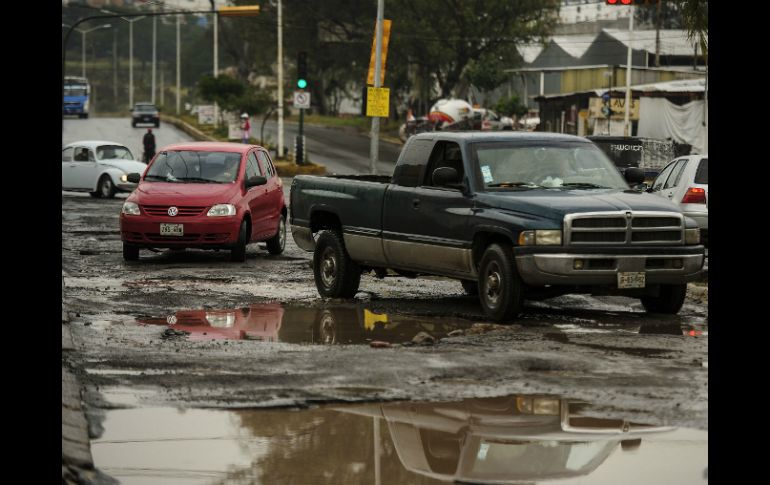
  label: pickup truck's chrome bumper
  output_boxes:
[515,252,704,286]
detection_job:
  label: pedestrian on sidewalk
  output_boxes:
[240,113,251,144]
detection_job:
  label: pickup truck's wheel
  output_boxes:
[478,244,523,322]
[461,280,478,295]
[123,243,139,261]
[314,230,361,298]
[231,220,248,262]
[98,175,116,198]
[640,284,687,314]
[265,214,286,255]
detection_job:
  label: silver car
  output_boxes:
[648,154,708,245]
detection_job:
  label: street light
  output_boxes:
[62,23,111,79]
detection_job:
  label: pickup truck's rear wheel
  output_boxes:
[478,244,523,322]
[640,284,687,314]
[314,230,361,298]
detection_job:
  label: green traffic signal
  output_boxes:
[297,79,307,89]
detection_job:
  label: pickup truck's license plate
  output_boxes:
[618,272,645,289]
[160,223,184,236]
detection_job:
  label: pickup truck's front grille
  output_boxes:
[565,212,683,245]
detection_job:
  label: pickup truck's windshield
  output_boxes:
[145,150,242,183]
[473,142,627,190]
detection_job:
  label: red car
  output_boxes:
[120,142,286,261]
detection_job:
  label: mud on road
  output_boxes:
[62,189,708,433]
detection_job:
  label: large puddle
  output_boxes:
[136,303,477,344]
[135,302,706,345]
[91,394,707,484]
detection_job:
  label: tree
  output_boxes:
[673,0,708,59]
[388,0,560,99]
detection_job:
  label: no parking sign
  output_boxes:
[293,91,310,109]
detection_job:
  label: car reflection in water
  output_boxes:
[337,395,674,484]
[136,302,474,344]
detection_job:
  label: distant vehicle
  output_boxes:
[472,108,514,131]
[648,154,708,246]
[62,140,146,198]
[132,102,160,127]
[63,76,90,118]
[119,142,286,262]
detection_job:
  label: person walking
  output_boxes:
[142,128,156,164]
[240,113,251,144]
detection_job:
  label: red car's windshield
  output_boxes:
[145,150,242,184]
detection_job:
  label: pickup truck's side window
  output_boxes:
[424,141,464,187]
[392,139,434,187]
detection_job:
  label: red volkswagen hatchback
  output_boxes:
[119,142,286,262]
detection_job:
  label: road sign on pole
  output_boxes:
[366,87,390,118]
[367,19,391,86]
[293,91,310,109]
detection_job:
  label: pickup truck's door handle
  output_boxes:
[412,198,420,210]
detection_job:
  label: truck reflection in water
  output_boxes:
[136,302,475,344]
[337,395,675,484]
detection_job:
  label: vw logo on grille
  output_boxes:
[167,315,177,325]
[168,206,179,217]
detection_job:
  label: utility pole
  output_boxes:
[113,27,118,103]
[160,64,165,107]
[277,0,284,158]
[369,0,384,174]
[176,14,181,114]
[624,6,633,137]
[152,14,157,104]
[654,0,661,67]
[213,8,219,125]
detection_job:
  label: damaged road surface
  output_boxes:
[62,189,707,481]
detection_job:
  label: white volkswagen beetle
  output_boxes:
[62,140,147,198]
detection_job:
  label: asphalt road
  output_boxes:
[62,116,707,481]
[63,116,403,176]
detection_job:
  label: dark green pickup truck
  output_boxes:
[290,132,705,322]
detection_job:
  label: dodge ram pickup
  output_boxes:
[290,132,704,322]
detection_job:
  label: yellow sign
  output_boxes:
[589,97,640,120]
[367,19,392,86]
[366,87,390,117]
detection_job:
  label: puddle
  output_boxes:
[91,394,707,484]
[136,303,476,344]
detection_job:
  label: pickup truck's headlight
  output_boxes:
[684,228,700,245]
[518,230,562,246]
[207,204,236,217]
[121,201,140,215]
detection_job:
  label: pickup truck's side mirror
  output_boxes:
[245,175,267,188]
[126,173,141,183]
[432,167,460,187]
[624,167,645,186]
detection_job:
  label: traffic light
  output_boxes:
[297,51,308,89]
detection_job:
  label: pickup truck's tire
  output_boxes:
[461,280,478,296]
[265,214,286,255]
[640,284,687,314]
[478,244,523,322]
[314,230,361,298]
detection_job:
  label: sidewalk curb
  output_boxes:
[161,114,217,142]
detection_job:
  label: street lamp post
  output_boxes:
[63,23,111,79]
